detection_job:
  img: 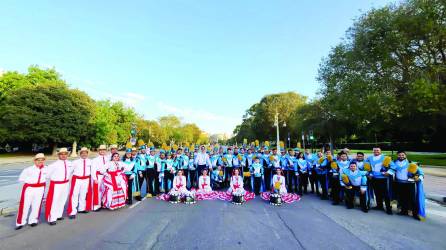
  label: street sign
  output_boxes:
[130,137,137,145]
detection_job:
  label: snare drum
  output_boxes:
[269,193,282,206]
[183,194,196,204]
[232,193,245,205]
[169,193,181,204]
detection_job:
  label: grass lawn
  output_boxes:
[0,152,34,158]
[334,149,446,167]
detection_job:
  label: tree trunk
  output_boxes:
[52,143,58,156]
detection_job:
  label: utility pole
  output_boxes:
[274,111,280,152]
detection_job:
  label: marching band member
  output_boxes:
[223,147,234,187]
[135,145,148,200]
[163,153,175,192]
[46,148,73,225]
[174,148,189,187]
[317,151,331,200]
[232,147,242,169]
[146,149,158,197]
[341,161,369,213]
[122,149,136,204]
[285,149,297,193]
[305,149,317,194]
[270,148,281,170]
[250,157,264,195]
[355,152,366,170]
[389,151,426,220]
[16,153,47,230]
[328,152,347,205]
[262,148,272,190]
[366,147,393,214]
[67,147,92,219]
[243,148,254,190]
[91,145,109,211]
[102,153,128,210]
[296,152,310,195]
[311,151,323,196]
[188,152,197,188]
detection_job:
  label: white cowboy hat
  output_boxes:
[79,147,89,153]
[57,148,69,155]
[34,153,46,160]
[98,145,107,150]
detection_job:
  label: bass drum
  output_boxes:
[169,193,181,204]
[269,193,282,206]
[183,194,196,204]
[232,193,245,205]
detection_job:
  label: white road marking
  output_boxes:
[0,176,19,178]
[129,197,146,209]
[263,207,280,240]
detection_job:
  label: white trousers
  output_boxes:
[47,182,69,222]
[16,185,45,226]
[68,177,90,215]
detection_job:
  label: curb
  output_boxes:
[426,194,446,205]
[0,206,17,217]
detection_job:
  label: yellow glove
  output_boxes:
[341,174,350,185]
[364,162,371,172]
[383,156,392,168]
[408,163,418,174]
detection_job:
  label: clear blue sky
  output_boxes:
[0,0,393,134]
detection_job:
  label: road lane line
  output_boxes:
[0,176,19,178]
[129,197,146,209]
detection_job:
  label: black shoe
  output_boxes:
[413,215,421,221]
[93,208,102,212]
[49,222,57,226]
[398,211,408,216]
[372,206,384,211]
[15,226,23,230]
[79,210,89,214]
[362,209,369,213]
[332,202,339,206]
[30,223,38,227]
[386,209,393,215]
[69,215,76,220]
[57,217,64,221]
[321,196,329,200]
[347,206,354,209]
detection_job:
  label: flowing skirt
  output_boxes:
[260,192,301,204]
[217,189,255,202]
[101,173,128,210]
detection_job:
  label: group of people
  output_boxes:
[15,144,426,230]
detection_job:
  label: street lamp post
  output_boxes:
[274,112,280,152]
[274,112,286,152]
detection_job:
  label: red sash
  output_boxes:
[67,175,92,215]
[108,171,120,191]
[45,180,69,221]
[16,183,45,225]
[93,171,102,206]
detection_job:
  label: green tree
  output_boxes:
[0,83,94,152]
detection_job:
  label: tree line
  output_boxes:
[233,0,446,151]
[0,66,209,152]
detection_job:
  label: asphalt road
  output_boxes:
[0,192,445,250]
